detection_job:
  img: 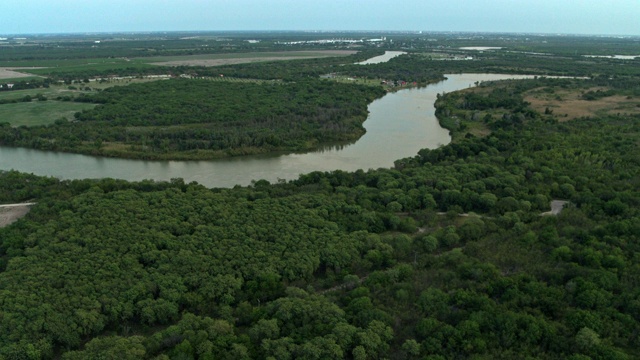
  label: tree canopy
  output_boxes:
[0,79,385,159]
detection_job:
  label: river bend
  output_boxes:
[0,74,534,188]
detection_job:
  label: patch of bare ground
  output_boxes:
[150,50,357,67]
[525,87,640,121]
[0,67,45,79]
[541,200,569,216]
[0,203,35,228]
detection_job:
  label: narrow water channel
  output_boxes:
[0,74,534,188]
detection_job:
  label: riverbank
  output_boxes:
[433,74,539,142]
[0,79,385,161]
[0,74,527,188]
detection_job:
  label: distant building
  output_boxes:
[7,84,14,89]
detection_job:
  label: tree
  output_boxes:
[402,339,421,358]
[575,327,600,352]
[417,235,438,253]
[249,319,280,344]
[352,345,367,360]
[61,336,146,360]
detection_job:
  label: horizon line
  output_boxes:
[1,30,639,38]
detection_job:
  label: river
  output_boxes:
[0,74,535,188]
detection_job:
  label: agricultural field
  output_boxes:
[144,50,358,66]
[0,50,359,77]
[0,80,168,127]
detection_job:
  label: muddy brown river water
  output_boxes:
[0,74,535,188]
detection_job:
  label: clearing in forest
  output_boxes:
[0,203,35,228]
[146,50,358,66]
[0,67,44,80]
[524,87,640,121]
[0,101,96,127]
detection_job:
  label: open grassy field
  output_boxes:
[0,50,358,76]
[0,86,78,101]
[0,101,96,127]
[0,68,43,83]
[143,50,358,66]
[0,76,274,129]
[0,78,172,100]
[0,57,146,69]
[0,67,44,80]
[141,50,356,62]
[524,86,640,120]
[436,79,640,144]
[1,58,154,77]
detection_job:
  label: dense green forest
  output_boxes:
[1,76,640,358]
[0,79,386,159]
[1,32,640,359]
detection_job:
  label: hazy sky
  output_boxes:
[1,0,639,36]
